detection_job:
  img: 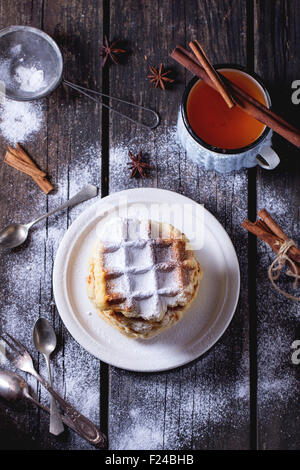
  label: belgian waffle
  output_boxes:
[87,218,202,339]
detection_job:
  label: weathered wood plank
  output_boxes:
[108,0,251,450]
[0,0,103,450]
[254,0,300,450]
[36,0,103,451]
[0,0,47,450]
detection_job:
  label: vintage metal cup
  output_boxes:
[177,66,280,173]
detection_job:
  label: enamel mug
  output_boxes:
[177,66,280,173]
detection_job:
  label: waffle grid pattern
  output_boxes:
[101,220,193,321]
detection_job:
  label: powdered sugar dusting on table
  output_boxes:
[110,126,183,188]
[110,126,180,163]
[110,330,297,450]
[0,97,44,144]
[110,367,250,450]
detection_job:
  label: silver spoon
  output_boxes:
[0,184,98,249]
[0,369,104,446]
[0,368,50,409]
[33,318,64,436]
[0,368,59,415]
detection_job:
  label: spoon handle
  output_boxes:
[44,354,64,436]
[31,369,107,448]
[23,389,103,447]
[28,184,98,228]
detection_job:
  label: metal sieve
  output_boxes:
[0,25,159,129]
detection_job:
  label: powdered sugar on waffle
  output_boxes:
[96,217,193,321]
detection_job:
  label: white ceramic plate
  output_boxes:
[53,188,240,372]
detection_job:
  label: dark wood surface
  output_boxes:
[0,0,299,450]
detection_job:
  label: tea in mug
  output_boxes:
[186,69,267,150]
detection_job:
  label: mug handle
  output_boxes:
[256,145,280,170]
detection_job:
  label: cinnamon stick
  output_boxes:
[243,220,300,274]
[189,40,235,108]
[171,46,300,148]
[242,219,281,252]
[257,209,289,241]
[3,145,54,194]
[4,151,46,178]
[242,211,300,267]
[255,219,274,235]
[15,144,54,194]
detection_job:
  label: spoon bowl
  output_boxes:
[33,318,57,356]
[0,223,29,249]
[0,185,98,250]
[0,369,29,403]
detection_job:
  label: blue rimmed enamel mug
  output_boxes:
[177,65,280,173]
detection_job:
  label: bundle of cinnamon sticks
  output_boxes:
[3,144,53,194]
[242,209,300,275]
[171,44,300,148]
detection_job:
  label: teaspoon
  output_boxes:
[33,318,64,436]
[0,184,98,249]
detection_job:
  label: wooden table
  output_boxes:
[0,0,299,451]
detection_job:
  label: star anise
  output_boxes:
[147,63,174,90]
[100,35,126,66]
[127,151,152,179]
